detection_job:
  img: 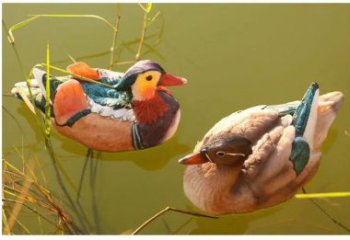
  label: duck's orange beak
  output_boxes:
[159,73,187,86]
[178,152,208,165]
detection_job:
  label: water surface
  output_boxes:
[2,3,350,234]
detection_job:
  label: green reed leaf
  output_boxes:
[295,191,350,199]
[8,14,117,44]
[45,42,51,138]
[139,3,152,13]
[28,14,117,31]
[8,15,40,44]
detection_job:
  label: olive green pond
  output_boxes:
[2,3,350,234]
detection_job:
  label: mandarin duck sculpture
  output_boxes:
[11,60,187,151]
[179,83,344,215]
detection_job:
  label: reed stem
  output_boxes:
[109,5,121,69]
[135,11,148,61]
[132,206,218,235]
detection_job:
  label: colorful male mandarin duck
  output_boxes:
[11,61,187,151]
[179,83,344,215]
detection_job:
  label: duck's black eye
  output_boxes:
[216,151,226,157]
[146,75,153,81]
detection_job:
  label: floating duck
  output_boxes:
[179,83,344,215]
[11,60,187,151]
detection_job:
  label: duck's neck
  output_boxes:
[132,90,180,149]
[132,91,169,124]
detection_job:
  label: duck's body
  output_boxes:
[180,84,344,215]
[12,61,186,151]
[54,89,181,151]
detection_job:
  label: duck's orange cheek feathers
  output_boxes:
[142,87,156,98]
[54,80,89,125]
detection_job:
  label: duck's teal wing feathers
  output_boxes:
[81,80,131,109]
[290,137,310,174]
[290,82,319,174]
[292,82,319,137]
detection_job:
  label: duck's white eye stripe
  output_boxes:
[226,153,246,157]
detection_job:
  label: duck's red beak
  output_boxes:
[159,73,188,86]
[178,152,208,165]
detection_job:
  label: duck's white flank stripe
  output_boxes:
[87,97,135,122]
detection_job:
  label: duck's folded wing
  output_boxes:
[97,68,124,85]
[243,115,294,178]
[54,79,135,126]
[81,83,131,109]
[79,68,132,109]
[243,125,297,198]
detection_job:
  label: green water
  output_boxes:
[2,3,350,234]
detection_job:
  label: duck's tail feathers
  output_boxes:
[11,68,46,98]
[313,91,344,150]
[11,68,57,115]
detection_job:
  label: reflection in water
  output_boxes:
[98,137,191,171]
[188,205,281,234]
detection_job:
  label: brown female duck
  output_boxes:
[179,83,344,215]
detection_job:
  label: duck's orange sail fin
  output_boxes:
[67,62,100,81]
[54,79,89,125]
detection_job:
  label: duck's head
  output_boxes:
[179,136,252,166]
[115,60,187,101]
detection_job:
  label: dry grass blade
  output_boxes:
[64,51,77,64]
[16,89,36,115]
[4,164,33,234]
[112,60,136,67]
[135,5,162,61]
[53,50,110,65]
[131,206,218,235]
[14,218,31,234]
[109,4,121,69]
[135,9,149,61]
[148,11,161,27]
[44,139,89,233]
[2,157,80,234]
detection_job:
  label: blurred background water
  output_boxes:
[2,3,350,234]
